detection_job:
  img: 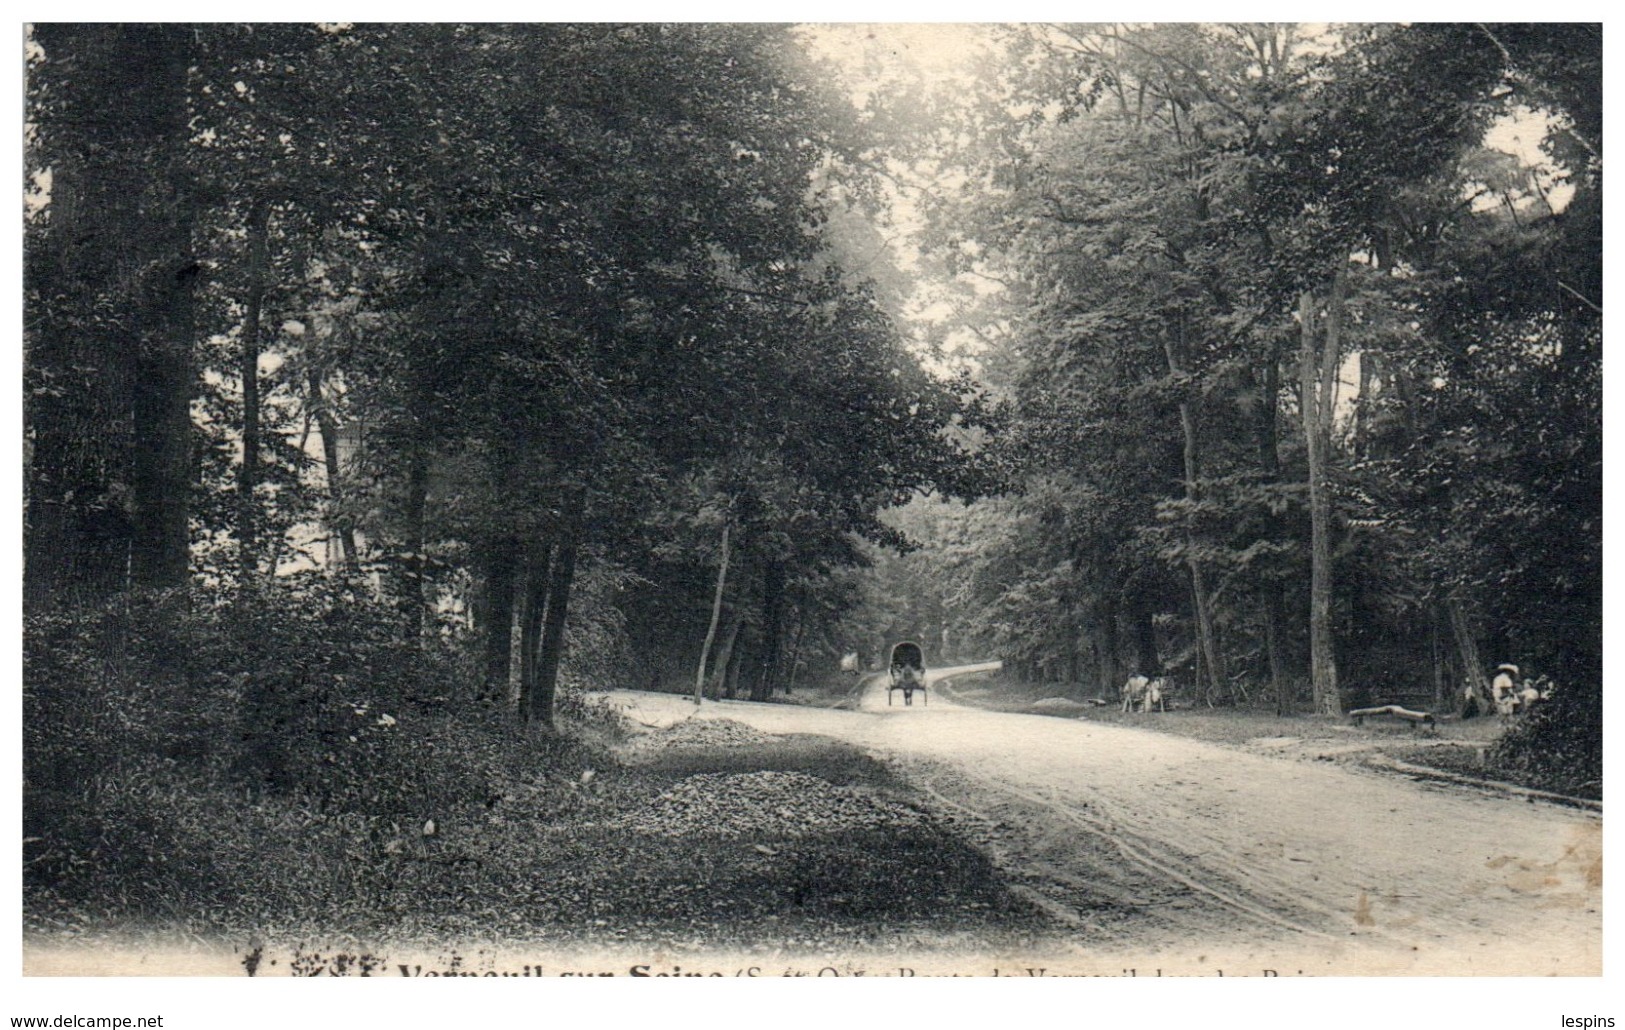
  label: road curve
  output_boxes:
[603,684,1600,975]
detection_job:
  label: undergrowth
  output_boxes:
[23,582,611,942]
[1486,686,1602,800]
[23,584,1041,949]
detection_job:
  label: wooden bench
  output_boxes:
[1348,704,1437,733]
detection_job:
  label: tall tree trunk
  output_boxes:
[1264,588,1289,714]
[722,625,746,699]
[306,365,359,572]
[236,198,270,586]
[130,253,198,590]
[516,542,553,719]
[751,558,785,702]
[1094,588,1120,696]
[27,27,198,604]
[529,488,585,728]
[1188,570,1223,705]
[707,612,744,699]
[25,151,82,604]
[127,29,198,593]
[783,614,805,695]
[26,186,132,604]
[1058,589,1078,685]
[1254,343,1291,714]
[694,520,730,705]
[480,537,519,702]
[1431,604,1448,711]
[401,444,430,638]
[1300,277,1346,716]
[1448,596,1489,711]
[1354,350,1376,457]
[1165,322,1225,703]
[1129,590,1160,677]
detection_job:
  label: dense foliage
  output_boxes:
[23,24,997,935]
[23,25,1601,943]
[846,25,1599,788]
[24,24,988,722]
[26,584,1039,944]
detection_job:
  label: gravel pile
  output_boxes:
[623,771,926,839]
[621,717,777,755]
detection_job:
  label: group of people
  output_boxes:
[1474,663,1553,719]
[1120,674,1166,713]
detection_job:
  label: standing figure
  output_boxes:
[1491,663,1520,719]
[1121,674,1150,712]
[1461,681,1483,719]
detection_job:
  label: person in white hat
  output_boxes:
[1492,663,1520,718]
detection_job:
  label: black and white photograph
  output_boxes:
[13,17,1607,1019]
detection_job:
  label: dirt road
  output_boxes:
[607,681,1601,975]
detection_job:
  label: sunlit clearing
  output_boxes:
[799,23,997,89]
[1475,107,1573,215]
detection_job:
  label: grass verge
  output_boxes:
[940,679,1597,802]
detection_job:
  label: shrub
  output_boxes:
[1488,684,1602,799]
[24,589,239,791]
[24,578,620,934]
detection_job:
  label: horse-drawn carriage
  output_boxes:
[887,641,927,706]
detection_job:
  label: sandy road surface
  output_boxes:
[606,681,1600,975]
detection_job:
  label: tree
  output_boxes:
[1297,274,1346,715]
[26,26,202,603]
[694,518,731,705]
[888,23,1597,733]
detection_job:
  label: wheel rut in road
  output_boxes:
[899,756,1328,952]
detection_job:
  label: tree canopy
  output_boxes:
[23,24,1600,785]
[24,23,991,724]
[841,24,1599,757]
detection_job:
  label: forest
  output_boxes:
[834,23,1600,790]
[21,24,1601,948]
